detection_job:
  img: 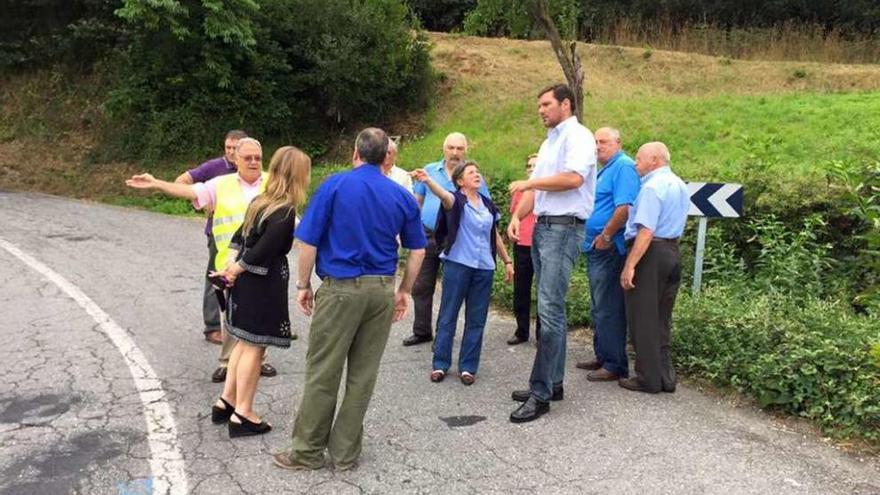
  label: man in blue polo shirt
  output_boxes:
[577,127,640,382]
[619,142,689,394]
[403,132,490,347]
[273,128,426,471]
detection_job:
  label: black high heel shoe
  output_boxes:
[228,412,272,438]
[211,397,235,424]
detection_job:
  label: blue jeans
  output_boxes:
[432,260,494,375]
[528,221,585,401]
[587,248,629,377]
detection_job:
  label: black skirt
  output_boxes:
[225,206,296,348]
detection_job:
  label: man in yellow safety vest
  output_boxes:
[126,137,278,382]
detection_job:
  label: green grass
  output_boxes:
[105,195,200,216]
[397,91,880,187]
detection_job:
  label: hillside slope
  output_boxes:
[1,33,880,201]
[400,34,880,189]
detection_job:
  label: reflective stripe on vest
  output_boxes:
[212,172,268,270]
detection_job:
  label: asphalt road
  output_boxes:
[0,190,877,495]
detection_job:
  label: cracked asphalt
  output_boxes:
[0,190,878,495]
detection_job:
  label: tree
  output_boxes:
[529,0,584,121]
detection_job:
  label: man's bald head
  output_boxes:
[635,142,671,176]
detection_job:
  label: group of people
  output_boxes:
[126,82,690,471]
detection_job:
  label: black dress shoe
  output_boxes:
[506,335,527,345]
[511,384,563,402]
[402,334,432,346]
[211,367,227,383]
[211,397,235,424]
[618,377,660,394]
[228,412,272,438]
[509,396,549,423]
[260,363,277,377]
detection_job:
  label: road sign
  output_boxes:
[686,182,744,296]
[687,182,743,218]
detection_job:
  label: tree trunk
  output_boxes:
[530,0,584,122]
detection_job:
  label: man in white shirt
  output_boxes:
[507,84,597,423]
[383,138,414,193]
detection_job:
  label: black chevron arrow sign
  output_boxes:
[687,182,743,218]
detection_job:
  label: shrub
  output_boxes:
[674,288,880,440]
[103,0,434,160]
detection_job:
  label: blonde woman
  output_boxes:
[210,146,311,438]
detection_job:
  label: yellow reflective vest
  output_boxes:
[211,172,268,270]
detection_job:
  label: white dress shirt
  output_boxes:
[532,116,597,220]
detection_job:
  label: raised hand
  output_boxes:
[409,168,428,183]
[125,173,157,189]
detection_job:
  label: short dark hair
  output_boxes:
[537,83,574,107]
[451,160,479,188]
[225,129,248,141]
[356,127,389,164]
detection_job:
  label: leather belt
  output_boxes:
[537,215,585,226]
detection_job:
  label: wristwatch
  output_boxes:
[600,233,612,243]
[295,281,311,290]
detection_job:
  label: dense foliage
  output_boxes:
[0,0,434,160]
[408,0,880,38]
[0,0,123,69]
[406,0,475,32]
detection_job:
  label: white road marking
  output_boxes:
[0,239,188,495]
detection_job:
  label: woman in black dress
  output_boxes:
[210,146,311,438]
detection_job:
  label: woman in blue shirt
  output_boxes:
[411,160,514,385]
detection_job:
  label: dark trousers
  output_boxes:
[512,244,540,341]
[624,241,681,393]
[411,231,441,338]
[203,235,221,333]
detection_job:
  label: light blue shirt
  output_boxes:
[533,116,597,219]
[413,160,490,231]
[624,166,690,240]
[583,151,640,255]
[441,200,498,270]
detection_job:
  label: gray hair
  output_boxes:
[595,127,621,142]
[234,137,262,158]
[356,128,389,164]
[443,132,468,150]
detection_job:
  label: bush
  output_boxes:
[102,0,433,160]
[674,287,879,440]
[407,0,476,32]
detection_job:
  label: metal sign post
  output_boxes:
[687,182,744,296]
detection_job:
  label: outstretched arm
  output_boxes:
[126,173,198,201]
[411,169,454,210]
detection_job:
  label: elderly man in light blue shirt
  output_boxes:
[507,84,597,423]
[619,142,690,394]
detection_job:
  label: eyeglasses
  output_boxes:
[241,155,262,163]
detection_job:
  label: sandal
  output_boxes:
[228,412,272,438]
[430,370,446,382]
[460,372,475,386]
[211,397,235,424]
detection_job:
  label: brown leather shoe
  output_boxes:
[618,377,660,394]
[575,359,601,371]
[586,368,620,382]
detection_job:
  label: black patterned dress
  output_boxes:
[225,205,296,348]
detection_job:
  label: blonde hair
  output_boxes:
[241,146,311,237]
